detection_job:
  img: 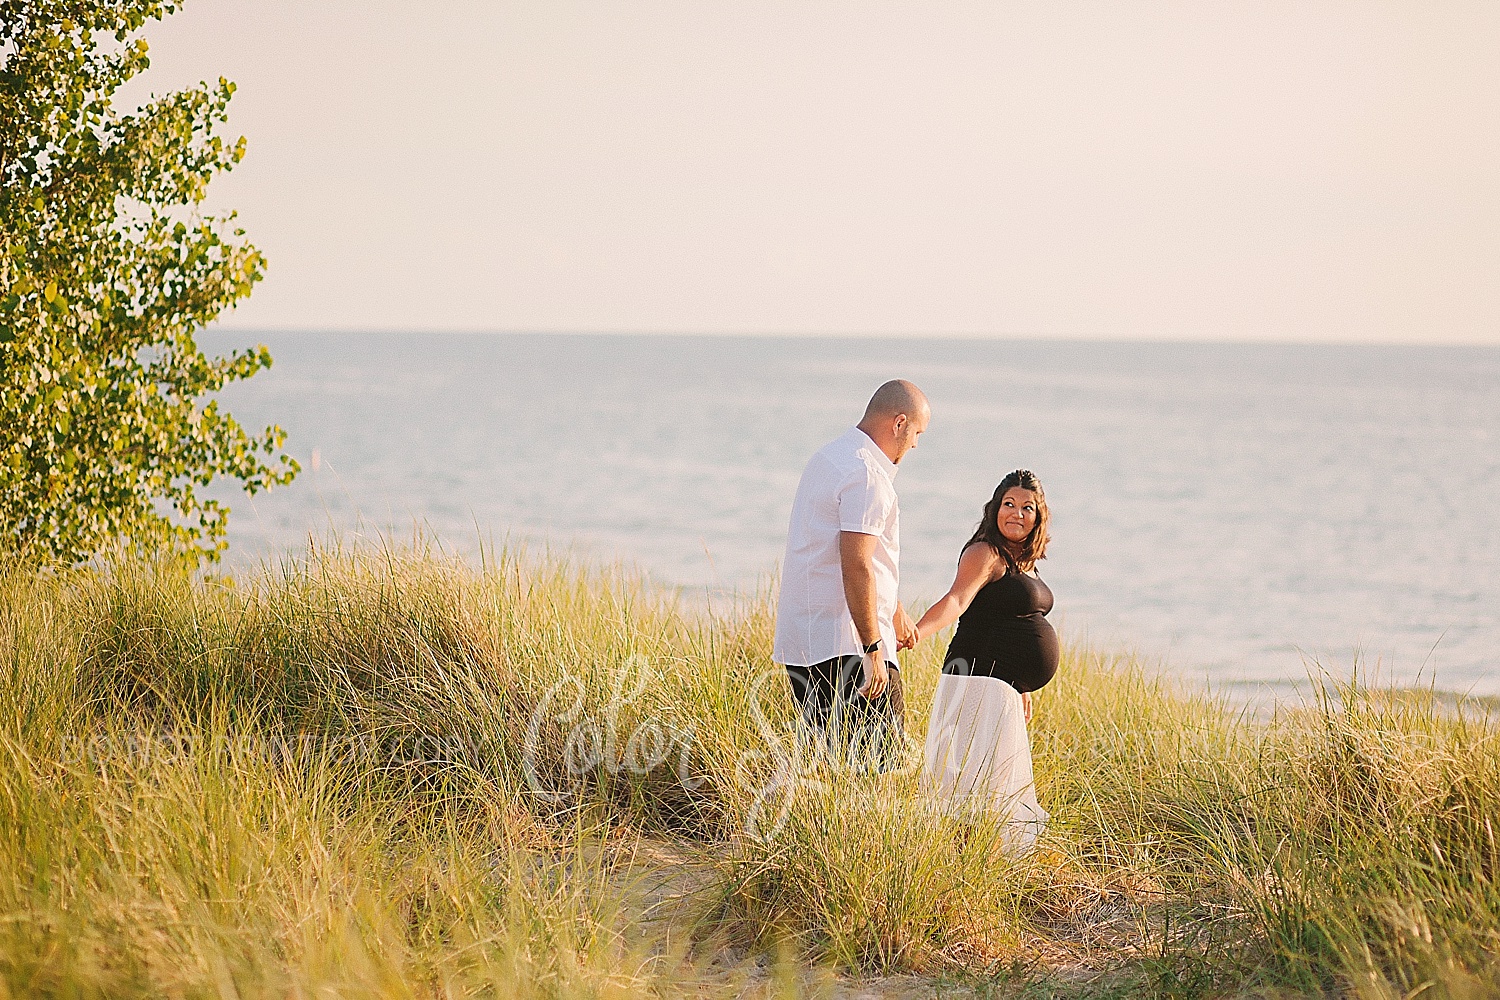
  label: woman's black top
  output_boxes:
[942,562,1059,693]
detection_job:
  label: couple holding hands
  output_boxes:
[773,380,1056,847]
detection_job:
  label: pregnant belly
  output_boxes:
[943,616,1060,693]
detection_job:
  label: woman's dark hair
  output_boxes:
[963,469,1050,571]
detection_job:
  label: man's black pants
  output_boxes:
[785,655,905,772]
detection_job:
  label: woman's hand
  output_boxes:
[1021,691,1033,724]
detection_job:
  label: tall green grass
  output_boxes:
[0,538,1495,997]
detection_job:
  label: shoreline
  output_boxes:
[222,530,1500,717]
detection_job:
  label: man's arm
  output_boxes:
[839,530,888,697]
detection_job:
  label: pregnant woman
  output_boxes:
[907,469,1058,849]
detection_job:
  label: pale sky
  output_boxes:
[122,1,1500,343]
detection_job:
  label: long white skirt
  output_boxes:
[921,673,1048,851]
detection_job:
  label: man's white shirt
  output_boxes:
[773,426,900,667]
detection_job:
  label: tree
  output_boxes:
[0,0,297,565]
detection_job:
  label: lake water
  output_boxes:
[205,332,1500,702]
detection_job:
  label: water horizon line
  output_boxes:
[203,326,1500,350]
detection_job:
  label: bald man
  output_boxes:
[773,379,930,770]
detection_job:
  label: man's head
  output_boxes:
[857,379,930,465]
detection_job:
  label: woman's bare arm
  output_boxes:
[911,544,1003,644]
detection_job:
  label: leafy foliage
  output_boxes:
[0,0,297,564]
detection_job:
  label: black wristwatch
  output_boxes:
[863,639,882,655]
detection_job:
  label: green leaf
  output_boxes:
[0,0,294,567]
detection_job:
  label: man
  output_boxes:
[773,379,930,769]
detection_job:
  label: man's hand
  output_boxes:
[1021,690,1033,724]
[857,651,889,699]
[895,603,918,650]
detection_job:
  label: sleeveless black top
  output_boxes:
[942,560,1059,694]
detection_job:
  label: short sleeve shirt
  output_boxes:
[773,427,901,666]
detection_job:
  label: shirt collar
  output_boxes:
[852,426,899,478]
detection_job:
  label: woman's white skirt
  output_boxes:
[921,673,1048,851]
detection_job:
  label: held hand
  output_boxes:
[856,651,889,699]
[897,624,921,651]
[1021,690,1033,724]
[894,605,918,650]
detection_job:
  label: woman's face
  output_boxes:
[996,487,1039,545]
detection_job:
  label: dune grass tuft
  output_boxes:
[0,539,1495,997]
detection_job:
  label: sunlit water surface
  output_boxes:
[206,333,1500,703]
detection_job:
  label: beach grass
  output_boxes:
[0,538,1496,997]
